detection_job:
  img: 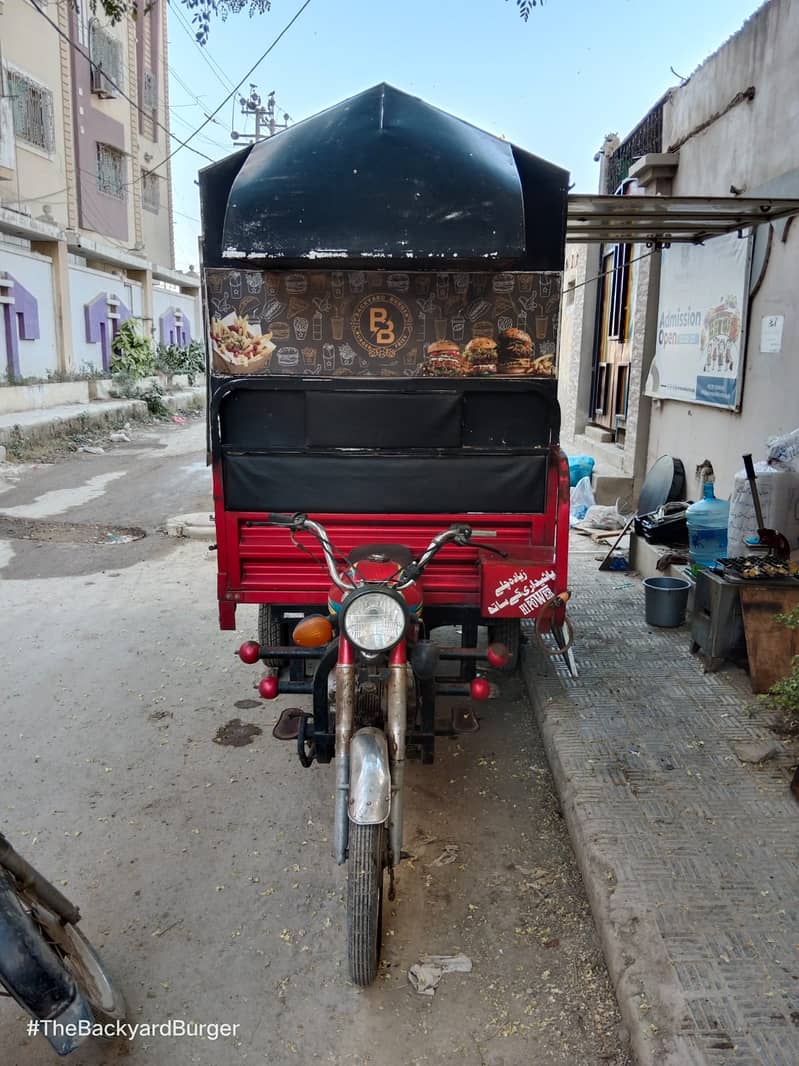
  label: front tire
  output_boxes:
[347,823,386,986]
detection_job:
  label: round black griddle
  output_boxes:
[637,455,685,518]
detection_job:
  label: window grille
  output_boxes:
[143,70,158,111]
[89,21,124,97]
[141,169,160,212]
[605,103,663,195]
[97,142,126,199]
[7,69,55,153]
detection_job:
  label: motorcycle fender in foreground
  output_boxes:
[348,728,391,826]
[0,872,94,1056]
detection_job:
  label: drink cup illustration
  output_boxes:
[451,314,465,341]
[332,271,345,299]
[208,273,225,296]
[434,317,448,340]
[436,274,450,300]
[312,311,323,341]
[331,315,344,341]
[229,271,242,298]
[293,317,308,340]
[322,343,336,372]
[302,347,317,367]
[404,347,419,366]
[536,316,548,340]
[518,274,534,295]
[339,343,356,367]
[349,271,365,293]
[453,273,469,295]
[539,275,552,296]
[516,310,528,333]
[245,272,263,294]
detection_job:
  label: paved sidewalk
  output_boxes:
[523,550,798,1066]
[0,389,204,448]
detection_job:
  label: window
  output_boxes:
[141,169,160,212]
[607,243,631,340]
[143,70,158,111]
[97,142,126,199]
[7,69,55,153]
[89,21,124,97]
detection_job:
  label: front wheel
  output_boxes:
[347,823,386,986]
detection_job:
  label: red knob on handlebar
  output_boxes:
[470,676,492,702]
[486,643,510,669]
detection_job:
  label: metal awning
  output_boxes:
[567,194,799,245]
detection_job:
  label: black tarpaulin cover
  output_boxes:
[202,83,568,270]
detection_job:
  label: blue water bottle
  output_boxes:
[686,480,730,568]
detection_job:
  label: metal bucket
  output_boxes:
[643,577,692,628]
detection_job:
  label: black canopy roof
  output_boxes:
[199,84,568,271]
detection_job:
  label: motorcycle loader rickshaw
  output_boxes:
[200,84,574,985]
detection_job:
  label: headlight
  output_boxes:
[341,590,408,652]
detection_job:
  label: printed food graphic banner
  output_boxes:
[205,269,560,379]
[645,231,751,409]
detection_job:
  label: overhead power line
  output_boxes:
[26,0,216,168]
[146,0,314,181]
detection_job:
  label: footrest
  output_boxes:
[272,707,305,741]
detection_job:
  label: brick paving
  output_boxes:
[522,550,799,1066]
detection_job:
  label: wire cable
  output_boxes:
[142,0,313,181]
[25,0,216,167]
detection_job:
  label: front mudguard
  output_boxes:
[0,872,93,1055]
[348,727,391,825]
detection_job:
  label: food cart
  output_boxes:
[200,83,573,982]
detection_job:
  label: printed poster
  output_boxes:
[645,231,751,409]
[204,269,560,379]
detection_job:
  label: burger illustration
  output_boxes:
[417,339,464,377]
[462,336,498,376]
[497,327,535,375]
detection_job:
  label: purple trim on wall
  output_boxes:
[159,306,191,347]
[84,291,132,370]
[1,275,40,378]
[69,7,129,241]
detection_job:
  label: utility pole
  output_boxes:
[231,85,291,145]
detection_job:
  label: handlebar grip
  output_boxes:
[267,512,304,528]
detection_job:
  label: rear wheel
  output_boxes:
[258,605,289,670]
[347,823,386,986]
[487,618,521,672]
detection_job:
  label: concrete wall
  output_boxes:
[153,285,200,345]
[648,0,799,500]
[68,262,131,372]
[0,243,59,378]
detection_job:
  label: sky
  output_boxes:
[166,0,765,270]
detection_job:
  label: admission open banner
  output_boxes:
[645,231,752,409]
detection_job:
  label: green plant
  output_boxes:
[110,320,154,380]
[155,339,206,385]
[761,606,799,735]
[139,381,170,417]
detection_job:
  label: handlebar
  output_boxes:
[263,513,485,590]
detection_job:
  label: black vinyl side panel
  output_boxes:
[305,391,462,449]
[222,453,549,514]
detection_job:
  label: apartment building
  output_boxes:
[0,0,199,380]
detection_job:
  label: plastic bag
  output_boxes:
[766,427,799,467]
[569,476,595,526]
[568,454,595,487]
[582,503,627,531]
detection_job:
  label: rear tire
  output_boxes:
[258,605,288,670]
[347,823,385,986]
[487,618,521,672]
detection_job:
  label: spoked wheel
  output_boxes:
[21,891,127,1025]
[347,823,386,987]
[487,618,521,672]
[258,605,289,670]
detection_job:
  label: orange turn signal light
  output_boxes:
[292,614,334,648]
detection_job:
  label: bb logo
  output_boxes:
[352,293,413,358]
